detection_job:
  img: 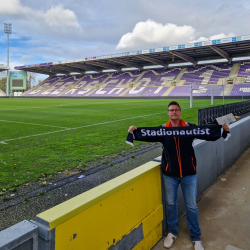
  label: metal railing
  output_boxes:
[198,100,250,125]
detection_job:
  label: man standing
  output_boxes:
[128,101,230,250]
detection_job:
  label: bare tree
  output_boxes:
[27,72,38,89]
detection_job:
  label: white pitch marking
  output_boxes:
[0,120,68,129]
[0,103,221,144]
[0,111,167,144]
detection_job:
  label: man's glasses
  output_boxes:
[168,109,181,112]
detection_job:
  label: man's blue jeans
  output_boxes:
[163,174,201,241]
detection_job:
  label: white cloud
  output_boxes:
[0,0,80,28]
[0,0,29,15]
[116,19,237,50]
[44,4,80,28]
[190,33,235,43]
[116,19,196,50]
[210,33,235,40]
[19,55,33,62]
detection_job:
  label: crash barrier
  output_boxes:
[33,161,163,250]
[1,116,250,250]
[198,100,250,125]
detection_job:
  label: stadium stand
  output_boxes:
[103,71,142,88]
[23,76,61,96]
[90,87,126,97]
[230,84,250,96]
[60,73,110,97]
[181,64,232,85]
[36,75,84,96]
[21,62,250,98]
[238,62,250,83]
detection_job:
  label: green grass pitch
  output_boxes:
[0,98,240,190]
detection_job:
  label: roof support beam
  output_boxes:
[48,66,70,74]
[108,58,142,69]
[55,65,85,74]
[136,55,166,66]
[84,61,120,71]
[24,69,51,75]
[71,63,99,72]
[169,51,196,65]
[209,45,232,63]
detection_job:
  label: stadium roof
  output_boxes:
[15,34,250,75]
[0,64,9,72]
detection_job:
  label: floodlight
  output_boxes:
[4,23,12,96]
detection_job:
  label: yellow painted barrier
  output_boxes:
[36,161,163,250]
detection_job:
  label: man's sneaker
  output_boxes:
[164,233,177,248]
[193,241,204,250]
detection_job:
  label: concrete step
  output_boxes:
[229,63,240,78]
[119,88,130,96]
[220,84,233,96]
[175,68,187,83]
[162,86,175,96]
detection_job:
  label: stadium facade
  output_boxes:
[14,34,250,98]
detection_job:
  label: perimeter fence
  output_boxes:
[198,100,250,125]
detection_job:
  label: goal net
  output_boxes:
[190,83,225,108]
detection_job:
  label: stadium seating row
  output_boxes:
[22,62,250,97]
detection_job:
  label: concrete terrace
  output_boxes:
[153,147,250,250]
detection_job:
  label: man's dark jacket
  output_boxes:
[160,120,228,177]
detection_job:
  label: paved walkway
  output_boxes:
[153,147,250,250]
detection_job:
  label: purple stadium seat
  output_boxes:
[181,64,231,85]
[168,86,222,96]
[142,87,169,96]
[104,71,141,88]
[89,88,126,97]
[230,84,250,96]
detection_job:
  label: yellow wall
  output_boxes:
[37,161,163,250]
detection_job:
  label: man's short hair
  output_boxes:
[168,101,181,110]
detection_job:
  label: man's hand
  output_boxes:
[128,126,137,133]
[222,123,230,132]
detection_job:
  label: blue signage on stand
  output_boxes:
[178,44,185,49]
[163,47,169,51]
[12,72,24,78]
[194,42,202,47]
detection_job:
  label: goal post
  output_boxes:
[190,82,225,108]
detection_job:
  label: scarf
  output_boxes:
[126,125,228,146]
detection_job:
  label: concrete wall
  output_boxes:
[35,161,163,250]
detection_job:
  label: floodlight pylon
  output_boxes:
[4,23,12,96]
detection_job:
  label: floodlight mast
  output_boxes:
[4,23,12,96]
